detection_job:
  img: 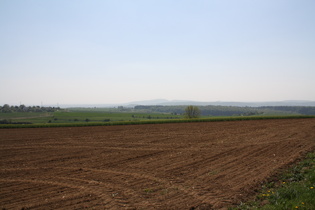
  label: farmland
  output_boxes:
[1,118,315,209]
[2,104,315,127]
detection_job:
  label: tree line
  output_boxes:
[0,104,61,113]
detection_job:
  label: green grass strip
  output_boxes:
[0,115,314,129]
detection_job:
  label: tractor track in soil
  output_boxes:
[1,118,315,209]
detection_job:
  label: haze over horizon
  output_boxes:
[1,0,315,105]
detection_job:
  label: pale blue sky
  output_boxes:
[1,0,315,105]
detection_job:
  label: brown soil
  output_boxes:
[1,118,315,209]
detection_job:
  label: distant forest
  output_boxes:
[134,105,315,116]
[0,104,61,113]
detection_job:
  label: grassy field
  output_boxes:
[0,109,182,127]
[0,112,54,123]
[53,111,180,123]
[1,113,314,128]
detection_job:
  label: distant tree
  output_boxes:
[184,105,200,119]
[19,104,26,111]
[2,104,11,113]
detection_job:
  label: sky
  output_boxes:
[1,0,315,106]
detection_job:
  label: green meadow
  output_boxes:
[1,113,314,129]
[52,111,180,123]
[0,108,181,126]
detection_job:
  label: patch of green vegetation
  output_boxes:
[143,188,154,194]
[230,152,315,210]
[207,170,220,176]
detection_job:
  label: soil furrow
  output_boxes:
[1,118,315,209]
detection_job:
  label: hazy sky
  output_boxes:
[1,0,315,105]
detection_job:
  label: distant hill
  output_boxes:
[127,99,170,106]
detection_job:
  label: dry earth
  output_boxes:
[1,118,315,209]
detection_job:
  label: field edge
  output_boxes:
[228,148,315,210]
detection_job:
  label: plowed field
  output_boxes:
[1,118,315,209]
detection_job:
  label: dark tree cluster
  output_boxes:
[258,106,315,115]
[0,104,61,113]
